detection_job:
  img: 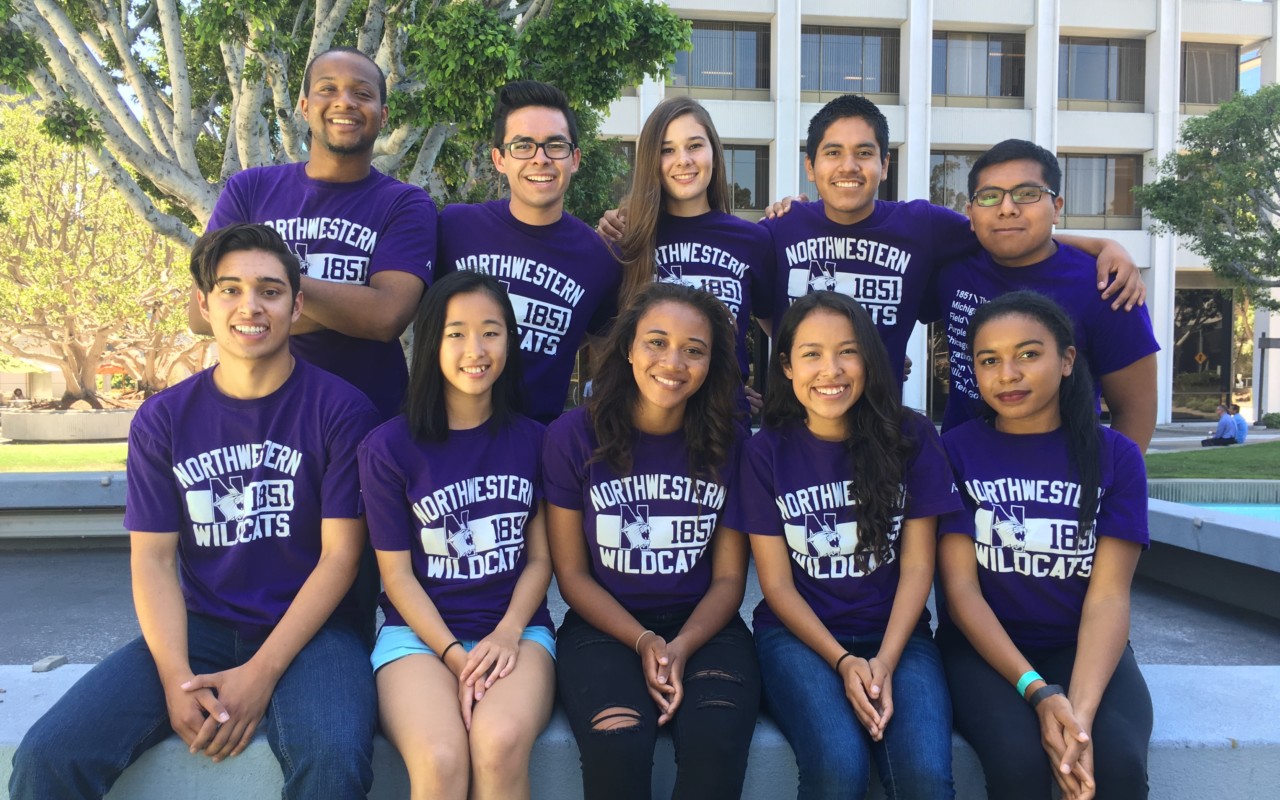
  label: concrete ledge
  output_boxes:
[1149,480,1280,504]
[1,664,1276,799]
[0,410,135,442]
[0,473,126,511]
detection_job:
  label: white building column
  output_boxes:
[901,0,934,411]
[773,0,802,202]
[1027,0,1060,150]
[636,75,666,123]
[1147,0,1181,425]
[1254,7,1280,422]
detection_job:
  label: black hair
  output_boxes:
[967,290,1101,535]
[805,94,890,165]
[587,282,741,478]
[967,138,1062,199]
[764,292,915,564]
[302,47,387,104]
[190,223,300,296]
[492,80,579,150]
[404,271,524,442]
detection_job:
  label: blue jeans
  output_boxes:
[9,612,376,800]
[756,626,955,800]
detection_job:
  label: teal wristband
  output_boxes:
[1016,670,1043,697]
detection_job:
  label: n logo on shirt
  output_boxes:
[805,512,846,557]
[620,504,652,550]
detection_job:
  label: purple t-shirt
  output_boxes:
[939,420,1149,649]
[437,201,621,424]
[124,360,379,637]
[358,414,553,638]
[208,162,437,420]
[654,210,776,379]
[724,412,961,637]
[542,406,739,615]
[765,200,978,382]
[926,243,1160,431]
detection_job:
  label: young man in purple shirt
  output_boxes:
[192,47,436,421]
[767,95,1144,383]
[11,224,380,800]
[436,81,621,424]
[929,139,1159,451]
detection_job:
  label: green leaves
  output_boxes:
[1136,84,1280,309]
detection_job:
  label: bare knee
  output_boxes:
[591,706,643,733]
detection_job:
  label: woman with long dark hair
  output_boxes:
[724,291,961,799]
[544,282,760,800]
[359,271,555,800]
[937,291,1152,800]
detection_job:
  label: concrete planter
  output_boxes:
[0,408,135,442]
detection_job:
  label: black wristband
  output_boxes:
[1029,683,1065,708]
[834,651,853,672]
[440,640,464,660]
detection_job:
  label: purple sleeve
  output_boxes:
[368,188,437,284]
[123,405,181,533]
[541,419,588,511]
[1096,434,1149,547]
[937,434,978,537]
[723,435,783,536]
[902,414,964,521]
[357,432,417,552]
[207,173,250,231]
[749,226,777,323]
[928,203,982,266]
[1085,304,1159,378]
[320,401,380,519]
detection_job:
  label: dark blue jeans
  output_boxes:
[9,612,376,800]
[756,626,955,800]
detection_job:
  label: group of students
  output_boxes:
[10,45,1161,800]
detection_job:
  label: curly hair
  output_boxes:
[587,282,742,478]
[763,292,915,563]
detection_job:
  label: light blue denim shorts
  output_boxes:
[371,624,556,672]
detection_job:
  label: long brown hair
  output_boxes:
[616,98,731,309]
[587,282,741,478]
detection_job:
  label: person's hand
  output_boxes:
[597,207,627,241]
[903,355,913,381]
[638,633,680,725]
[457,670,478,731]
[163,674,229,752]
[652,636,688,726]
[762,194,808,220]
[744,385,763,416]
[1096,242,1146,311]
[838,654,891,740]
[181,661,277,762]
[460,626,520,697]
[1036,693,1095,799]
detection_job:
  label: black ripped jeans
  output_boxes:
[556,608,761,800]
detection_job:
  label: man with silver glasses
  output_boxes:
[435,80,621,424]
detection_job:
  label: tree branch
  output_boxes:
[155,0,202,176]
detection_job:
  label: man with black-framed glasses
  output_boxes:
[436,80,621,424]
[926,138,1159,451]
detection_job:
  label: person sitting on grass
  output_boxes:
[1201,404,1237,447]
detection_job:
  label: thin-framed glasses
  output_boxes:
[971,185,1057,207]
[502,139,576,160]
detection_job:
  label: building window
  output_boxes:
[726,145,769,211]
[798,149,898,202]
[1059,154,1142,229]
[1059,38,1145,104]
[932,32,1025,98]
[671,22,770,92]
[928,151,981,213]
[801,26,900,95]
[1182,42,1239,105]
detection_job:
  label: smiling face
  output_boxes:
[628,300,713,433]
[972,312,1076,434]
[660,113,714,217]
[966,158,1064,267]
[805,116,887,226]
[199,249,302,366]
[439,290,509,413]
[783,308,865,440]
[299,51,387,158]
[492,105,580,226]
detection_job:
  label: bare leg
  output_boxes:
[377,654,470,800]
[467,641,556,800]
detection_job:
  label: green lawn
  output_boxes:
[0,442,128,472]
[1145,440,1280,479]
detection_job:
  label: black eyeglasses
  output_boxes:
[502,139,576,160]
[971,186,1057,207]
